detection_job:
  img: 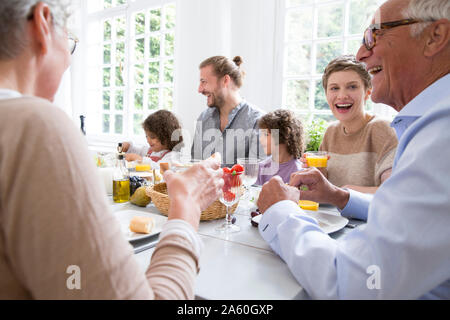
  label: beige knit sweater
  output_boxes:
[319,115,398,187]
[0,96,199,299]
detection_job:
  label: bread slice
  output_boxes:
[129,216,154,234]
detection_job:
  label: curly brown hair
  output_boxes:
[142,110,183,151]
[258,109,305,159]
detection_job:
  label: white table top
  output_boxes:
[111,196,362,300]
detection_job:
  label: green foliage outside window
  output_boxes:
[305,118,327,152]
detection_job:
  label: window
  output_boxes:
[281,0,394,123]
[81,0,176,141]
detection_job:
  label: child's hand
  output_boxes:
[121,142,130,152]
[125,153,142,162]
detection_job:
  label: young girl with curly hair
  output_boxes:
[122,110,184,168]
[256,109,305,185]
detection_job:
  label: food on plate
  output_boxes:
[298,200,319,211]
[130,186,151,207]
[129,216,154,234]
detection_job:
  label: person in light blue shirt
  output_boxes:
[256,0,450,299]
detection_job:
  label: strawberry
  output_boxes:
[223,191,235,202]
[230,171,242,188]
[223,167,232,174]
[231,164,244,173]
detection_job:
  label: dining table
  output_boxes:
[110,190,365,300]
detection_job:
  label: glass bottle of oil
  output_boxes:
[113,143,130,203]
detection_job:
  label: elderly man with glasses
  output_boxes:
[257,0,450,299]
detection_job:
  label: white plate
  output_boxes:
[251,209,348,234]
[114,210,168,242]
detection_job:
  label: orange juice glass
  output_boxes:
[305,151,328,168]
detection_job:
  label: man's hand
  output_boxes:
[257,176,300,213]
[289,167,349,210]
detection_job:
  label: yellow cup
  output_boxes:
[135,162,151,172]
[305,151,328,168]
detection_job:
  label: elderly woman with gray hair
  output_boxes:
[0,1,223,299]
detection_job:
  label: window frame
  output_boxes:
[78,0,177,149]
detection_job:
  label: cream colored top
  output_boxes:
[320,115,398,187]
[0,95,201,299]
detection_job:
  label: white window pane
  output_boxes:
[285,43,311,76]
[134,64,144,86]
[346,39,363,56]
[149,36,161,58]
[133,114,144,135]
[135,12,145,36]
[163,87,173,110]
[285,80,309,111]
[150,9,161,32]
[102,114,110,133]
[317,4,344,38]
[349,0,386,34]
[103,91,110,110]
[135,89,144,110]
[115,115,123,134]
[116,17,126,39]
[285,8,313,41]
[165,3,176,30]
[148,62,160,84]
[148,88,159,110]
[316,41,342,74]
[314,80,328,110]
[135,38,145,61]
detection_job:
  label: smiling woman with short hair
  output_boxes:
[305,55,398,194]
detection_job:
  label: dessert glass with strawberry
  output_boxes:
[216,164,243,233]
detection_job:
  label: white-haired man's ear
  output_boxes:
[423,19,450,58]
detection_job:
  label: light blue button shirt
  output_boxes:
[259,74,450,299]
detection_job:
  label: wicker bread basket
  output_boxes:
[146,183,239,221]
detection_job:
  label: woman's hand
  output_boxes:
[163,155,224,230]
[125,153,142,162]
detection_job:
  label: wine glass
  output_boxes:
[216,170,243,233]
[237,158,259,204]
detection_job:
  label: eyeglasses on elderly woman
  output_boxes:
[362,18,435,50]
